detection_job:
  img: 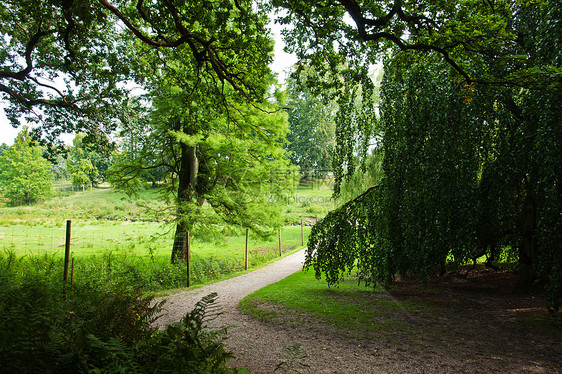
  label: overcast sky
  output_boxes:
[0,19,297,147]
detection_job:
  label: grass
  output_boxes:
[283,181,336,223]
[0,182,326,292]
[240,270,414,335]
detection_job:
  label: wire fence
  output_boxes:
[0,220,310,265]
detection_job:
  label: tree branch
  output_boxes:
[336,0,471,82]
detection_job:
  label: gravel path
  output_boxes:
[154,250,562,373]
[154,249,307,328]
[154,249,393,373]
[153,249,451,374]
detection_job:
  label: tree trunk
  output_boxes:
[516,180,538,291]
[171,143,198,263]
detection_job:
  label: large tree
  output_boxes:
[108,7,294,262]
[2,0,296,261]
[0,128,52,205]
[273,0,562,308]
[285,67,337,179]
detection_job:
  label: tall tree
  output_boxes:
[285,67,337,179]
[274,0,562,308]
[110,12,294,262]
[2,0,297,262]
[0,128,52,205]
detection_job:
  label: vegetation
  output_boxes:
[0,128,52,205]
[0,273,241,373]
[240,271,397,331]
[67,133,112,187]
[276,0,562,309]
[285,67,337,179]
[0,184,320,292]
[106,1,295,263]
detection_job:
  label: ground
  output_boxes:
[155,250,562,374]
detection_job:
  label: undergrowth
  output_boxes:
[0,272,242,373]
[0,248,289,293]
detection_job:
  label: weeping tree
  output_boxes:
[273,0,562,309]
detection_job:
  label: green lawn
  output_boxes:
[0,221,310,265]
[239,270,413,334]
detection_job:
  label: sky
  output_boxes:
[0,18,297,147]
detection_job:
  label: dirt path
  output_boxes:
[156,251,562,374]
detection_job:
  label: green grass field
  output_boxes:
[0,182,335,291]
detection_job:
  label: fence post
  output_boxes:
[278,228,282,257]
[245,228,249,270]
[301,218,304,246]
[63,220,71,283]
[186,231,191,288]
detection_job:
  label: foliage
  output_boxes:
[1,0,285,156]
[338,150,383,203]
[0,273,241,374]
[0,0,133,153]
[51,154,71,181]
[297,0,561,309]
[66,132,113,187]
[285,67,337,179]
[0,128,52,205]
[110,21,296,261]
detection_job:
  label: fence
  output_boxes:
[0,219,312,288]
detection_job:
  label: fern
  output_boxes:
[0,272,242,374]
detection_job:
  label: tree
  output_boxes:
[1,0,278,152]
[285,67,337,179]
[0,128,52,205]
[0,143,7,157]
[66,133,112,187]
[276,0,562,309]
[110,16,295,262]
[51,154,71,182]
[2,0,296,263]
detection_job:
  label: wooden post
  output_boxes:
[301,218,304,246]
[182,232,187,260]
[70,258,75,286]
[245,228,249,270]
[63,220,71,282]
[186,231,191,288]
[278,228,282,256]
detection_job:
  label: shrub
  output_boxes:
[0,274,241,373]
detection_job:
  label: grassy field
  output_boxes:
[0,181,336,291]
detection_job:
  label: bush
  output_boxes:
[0,274,241,373]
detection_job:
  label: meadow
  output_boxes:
[0,181,336,292]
